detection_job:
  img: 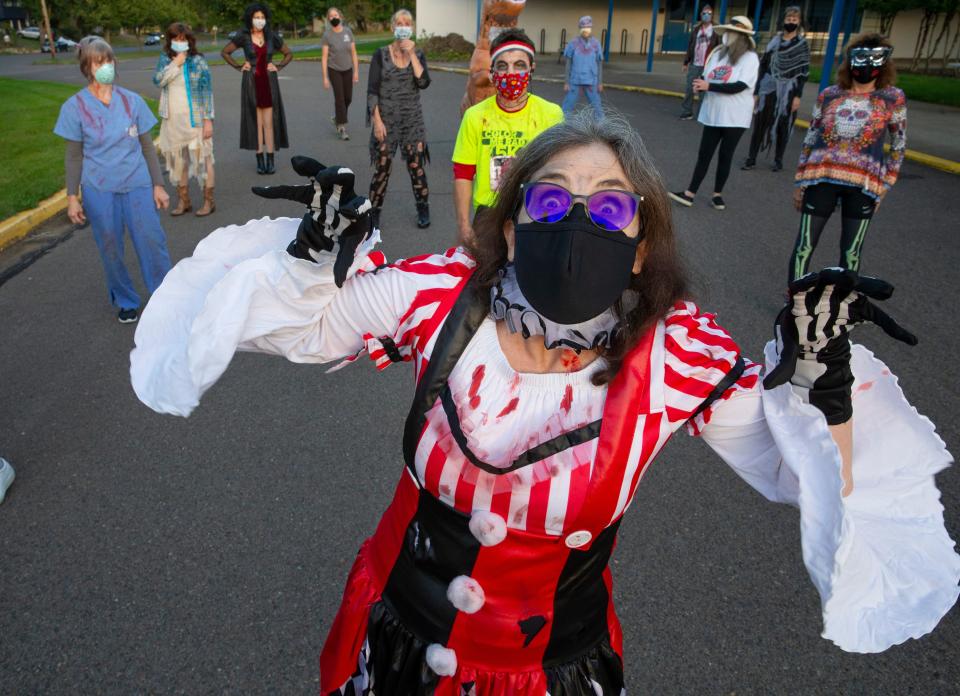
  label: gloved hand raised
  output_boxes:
[763,268,917,392]
[252,157,376,287]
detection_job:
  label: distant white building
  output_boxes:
[415,0,956,64]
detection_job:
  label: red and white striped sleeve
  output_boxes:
[324,247,476,371]
[662,301,763,435]
[663,302,797,504]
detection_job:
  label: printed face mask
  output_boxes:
[252,18,266,30]
[850,65,881,84]
[171,40,189,53]
[94,62,115,85]
[492,70,530,101]
[513,204,640,325]
[330,17,341,27]
[580,28,592,37]
[394,25,413,40]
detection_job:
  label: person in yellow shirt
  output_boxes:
[452,29,563,243]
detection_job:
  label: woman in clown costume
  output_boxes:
[130,114,957,695]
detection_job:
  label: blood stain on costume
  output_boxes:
[855,381,875,395]
[469,364,485,409]
[560,384,574,413]
[497,397,520,418]
[560,349,581,372]
[512,504,528,525]
[509,373,521,393]
[517,615,547,647]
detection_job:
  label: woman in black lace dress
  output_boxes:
[367,8,431,228]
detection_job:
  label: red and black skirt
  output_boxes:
[320,472,626,696]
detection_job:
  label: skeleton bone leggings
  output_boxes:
[789,182,877,283]
[369,141,429,210]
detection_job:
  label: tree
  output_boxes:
[860,0,914,35]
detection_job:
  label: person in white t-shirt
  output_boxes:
[669,16,759,210]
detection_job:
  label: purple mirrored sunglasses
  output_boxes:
[520,181,644,232]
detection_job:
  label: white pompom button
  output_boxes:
[447,575,486,614]
[565,530,592,548]
[425,643,458,676]
[469,510,507,547]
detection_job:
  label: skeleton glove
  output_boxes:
[252,156,375,287]
[762,268,917,424]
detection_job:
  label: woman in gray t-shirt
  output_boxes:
[321,7,359,139]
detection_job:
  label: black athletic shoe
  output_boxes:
[772,159,783,172]
[679,113,694,121]
[741,158,756,170]
[668,191,695,207]
[710,195,726,210]
[118,308,138,324]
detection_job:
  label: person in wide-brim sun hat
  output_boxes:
[714,15,756,49]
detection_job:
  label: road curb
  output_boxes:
[0,190,68,253]
[2,69,957,249]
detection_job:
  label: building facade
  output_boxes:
[415,0,956,63]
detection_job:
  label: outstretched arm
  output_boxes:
[131,159,473,416]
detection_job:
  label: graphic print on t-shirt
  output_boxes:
[481,126,527,191]
[707,64,733,82]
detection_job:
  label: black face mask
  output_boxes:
[783,22,799,32]
[330,17,341,26]
[850,65,880,84]
[513,205,641,325]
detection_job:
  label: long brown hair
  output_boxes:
[164,22,200,59]
[837,33,897,89]
[467,111,690,386]
[716,30,753,66]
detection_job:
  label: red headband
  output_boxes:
[490,40,536,64]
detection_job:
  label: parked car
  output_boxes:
[17,26,41,40]
[144,32,163,46]
[41,36,78,53]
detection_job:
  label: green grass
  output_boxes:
[0,77,159,220]
[808,65,960,108]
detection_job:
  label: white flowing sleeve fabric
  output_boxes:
[699,340,959,654]
[130,216,474,416]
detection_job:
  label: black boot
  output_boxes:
[265,153,276,175]
[772,159,783,172]
[256,153,266,175]
[370,207,381,232]
[416,202,430,229]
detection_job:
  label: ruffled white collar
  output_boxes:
[489,264,622,352]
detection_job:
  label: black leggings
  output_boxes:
[788,182,877,282]
[369,141,429,209]
[688,126,746,194]
[328,67,353,125]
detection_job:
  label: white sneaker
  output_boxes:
[0,457,14,504]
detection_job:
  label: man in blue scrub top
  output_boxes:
[562,15,604,119]
[54,37,172,323]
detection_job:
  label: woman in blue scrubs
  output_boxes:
[54,37,173,323]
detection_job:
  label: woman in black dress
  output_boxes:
[221,2,292,174]
[367,8,431,228]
